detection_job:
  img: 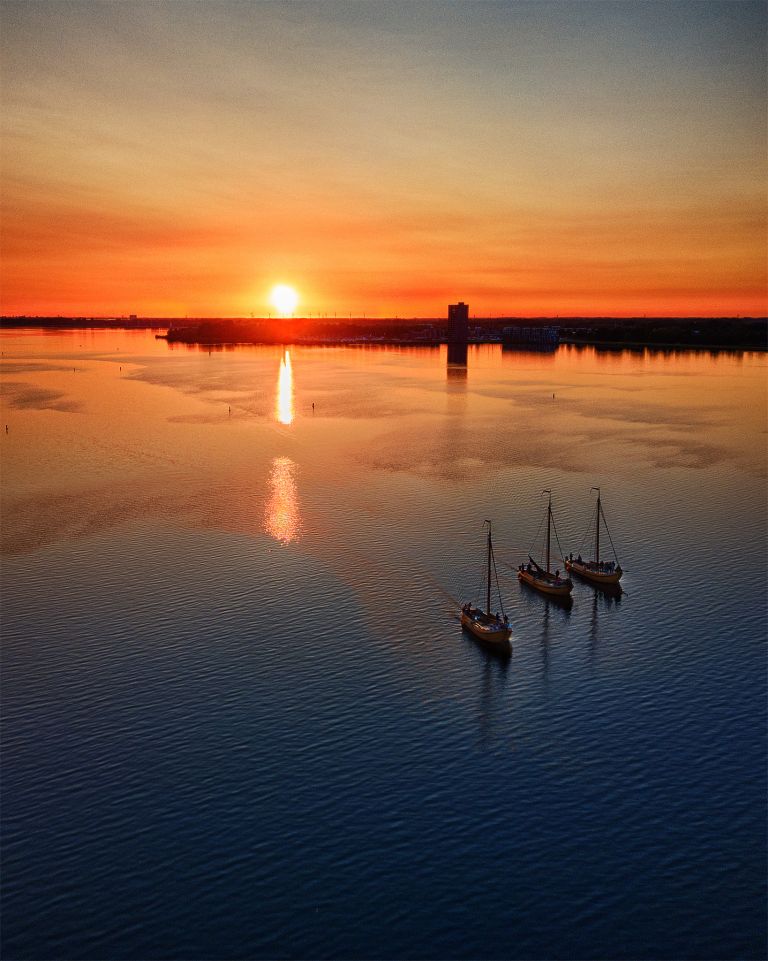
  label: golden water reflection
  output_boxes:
[276,350,294,425]
[264,456,301,544]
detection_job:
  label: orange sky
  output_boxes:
[1,1,766,317]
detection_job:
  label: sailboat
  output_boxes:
[460,521,512,647]
[565,488,623,586]
[518,490,573,597]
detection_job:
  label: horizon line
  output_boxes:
[2,314,766,323]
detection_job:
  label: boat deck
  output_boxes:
[518,567,573,595]
[566,560,622,584]
[461,607,511,642]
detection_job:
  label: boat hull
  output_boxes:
[517,569,573,597]
[565,560,622,585]
[460,611,511,645]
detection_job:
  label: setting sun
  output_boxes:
[270,284,299,316]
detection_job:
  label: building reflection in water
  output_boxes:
[264,456,301,544]
[447,343,468,383]
[276,350,294,425]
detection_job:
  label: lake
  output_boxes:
[1,328,766,960]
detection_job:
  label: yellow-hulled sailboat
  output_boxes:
[517,491,573,598]
[565,488,623,586]
[460,521,512,648]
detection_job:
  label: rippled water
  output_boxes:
[1,329,766,960]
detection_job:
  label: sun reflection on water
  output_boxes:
[276,350,294,425]
[264,456,301,544]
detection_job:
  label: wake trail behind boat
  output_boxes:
[419,570,462,610]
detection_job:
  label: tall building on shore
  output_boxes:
[448,302,469,344]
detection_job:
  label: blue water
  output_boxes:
[1,331,766,959]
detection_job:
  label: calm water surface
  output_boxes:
[1,329,766,960]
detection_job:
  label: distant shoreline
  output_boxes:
[559,337,767,352]
[1,317,765,352]
[155,334,765,353]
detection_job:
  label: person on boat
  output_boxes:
[527,562,532,572]
[577,554,582,564]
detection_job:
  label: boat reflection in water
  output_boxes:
[476,652,510,749]
[276,350,294,425]
[264,456,301,544]
[539,595,572,683]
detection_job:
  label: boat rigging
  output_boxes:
[565,488,623,586]
[517,490,573,598]
[460,521,512,648]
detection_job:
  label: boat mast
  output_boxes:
[592,486,600,562]
[486,522,492,613]
[546,492,552,574]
